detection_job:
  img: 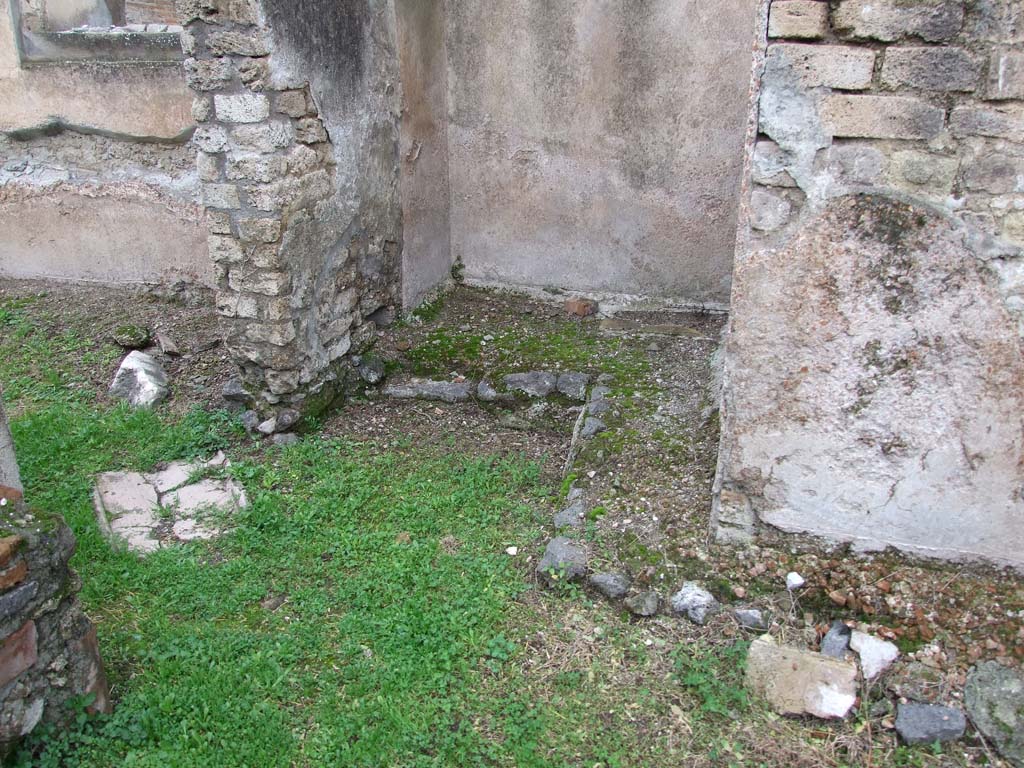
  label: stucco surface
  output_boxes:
[443,0,758,304]
[396,0,452,309]
[716,194,1024,569]
[0,183,209,285]
[0,7,192,138]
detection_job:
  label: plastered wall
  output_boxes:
[442,0,760,306]
[0,2,210,287]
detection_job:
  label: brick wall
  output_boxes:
[181,0,402,417]
[712,0,1024,567]
[0,401,110,754]
[125,0,176,24]
[747,0,1023,248]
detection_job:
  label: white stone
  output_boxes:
[746,635,858,719]
[109,352,169,408]
[214,94,271,124]
[786,572,806,590]
[670,582,719,624]
[164,478,247,515]
[850,630,899,680]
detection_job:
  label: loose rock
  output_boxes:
[895,703,966,745]
[965,661,1024,767]
[383,379,473,403]
[503,372,557,398]
[735,608,769,630]
[111,324,151,349]
[553,500,585,529]
[746,634,858,719]
[109,351,169,408]
[588,572,631,600]
[556,372,591,401]
[625,590,661,617]
[670,582,719,625]
[276,409,301,432]
[156,332,180,357]
[850,630,899,680]
[355,355,386,385]
[537,537,588,586]
[820,620,852,658]
[565,297,598,317]
[222,379,253,405]
[240,410,260,432]
[272,433,299,447]
[257,417,277,436]
[580,418,607,439]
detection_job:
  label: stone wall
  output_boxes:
[443,0,759,306]
[0,397,111,755]
[713,0,1024,569]
[182,0,402,412]
[0,2,209,286]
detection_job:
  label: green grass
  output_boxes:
[1,297,959,767]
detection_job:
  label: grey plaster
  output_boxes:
[442,0,759,304]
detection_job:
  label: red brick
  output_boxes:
[73,624,112,715]
[0,621,36,688]
[0,536,23,569]
[0,485,23,505]
[565,298,598,317]
[0,561,27,590]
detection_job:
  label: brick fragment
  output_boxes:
[565,298,598,317]
[0,536,23,569]
[768,1,829,40]
[821,95,944,140]
[0,621,37,689]
[0,561,27,591]
[0,485,22,505]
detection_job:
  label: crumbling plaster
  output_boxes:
[0,0,208,286]
[713,0,1024,570]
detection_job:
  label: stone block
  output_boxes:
[249,245,283,269]
[215,94,271,124]
[193,125,228,154]
[746,635,858,719]
[986,49,1024,100]
[829,143,886,185]
[183,57,233,91]
[238,59,270,90]
[226,153,285,183]
[833,0,965,42]
[0,622,37,689]
[237,218,282,244]
[245,321,297,346]
[230,122,294,153]
[750,189,792,232]
[1004,211,1024,246]
[949,104,1024,142]
[752,140,798,187]
[768,1,829,39]
[821,95,944,139]
[228,269,292,296]
[202,183,241,209]
[205,29,270,57]
[294,117,329,144]
[881,47,981,91]
[962,153,1021,194]
[276,90,310,118]
[888,151,958,194]
[767,43,876,90]
[196,152,221,182]
[216,291,258,319]
[191,96,212,123]
[207,235,244,264]
[206,210,232,235]
[261,298,292,322]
